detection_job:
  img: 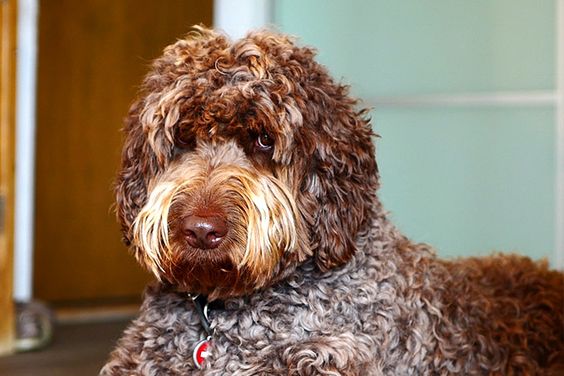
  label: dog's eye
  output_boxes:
[255,132,274,152]
[175,130,195,150]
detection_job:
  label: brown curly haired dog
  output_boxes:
[101,27,564,375]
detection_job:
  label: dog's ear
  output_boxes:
[302,81,380,272]
[115,100,164,245]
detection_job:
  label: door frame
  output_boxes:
[0,0,18,356]
[214,0,273,39]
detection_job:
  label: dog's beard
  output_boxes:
[131,143,305,299]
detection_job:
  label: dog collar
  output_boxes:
[189,294,219,369]
[191,294,213,335]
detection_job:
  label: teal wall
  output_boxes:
[274,0,557,262]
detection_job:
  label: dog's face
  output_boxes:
[115,28,379,299]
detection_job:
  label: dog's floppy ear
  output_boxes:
[114,61,186,244]
[115,100,164,245]
[302,81,380,272]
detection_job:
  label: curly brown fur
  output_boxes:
[102,27,563,375]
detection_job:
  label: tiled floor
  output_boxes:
[0,320,130,376]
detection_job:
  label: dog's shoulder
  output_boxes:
[101,282,204,375]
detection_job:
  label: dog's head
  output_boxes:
[115,27,379,299]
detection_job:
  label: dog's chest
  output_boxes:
[148,255,434,374]
[197,271,402,373]
[205,290,366,373]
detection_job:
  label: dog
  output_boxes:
[101,27,563,375]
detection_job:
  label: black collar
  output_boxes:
[190,294,212,335]
[189,294,224,336]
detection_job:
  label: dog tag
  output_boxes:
[193,337,212,369]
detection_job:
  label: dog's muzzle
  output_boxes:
[130,141,304,297]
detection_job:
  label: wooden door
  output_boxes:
[0,0,17,354]
[33,0,213,304]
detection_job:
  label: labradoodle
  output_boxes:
[101,27,563,375]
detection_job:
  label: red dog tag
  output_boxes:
[193,338,212,369]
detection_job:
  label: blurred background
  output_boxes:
[0,0,562,374]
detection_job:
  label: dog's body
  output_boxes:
[101,28,563,375]
[103,231,563,375]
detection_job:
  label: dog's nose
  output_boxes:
[182,215,227,249]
